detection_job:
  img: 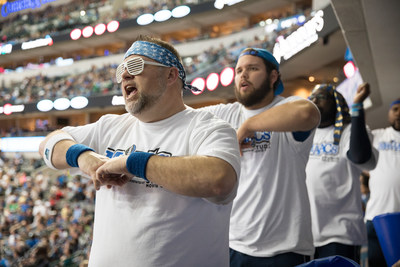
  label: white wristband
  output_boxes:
[43,133,75,170]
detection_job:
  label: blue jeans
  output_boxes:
[230,248,310,267]
[314,242,360,263]
[366,220,387,267]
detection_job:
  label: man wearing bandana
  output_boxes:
[38,35,241,266]
[305,83,378,263]
[200,48,320,266]
[365,98,400,267]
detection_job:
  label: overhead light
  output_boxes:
[95,23,106,35]
[54,98,70,111]
[154,10,172,22]
[191,78,206,95]
[308,76,315,82]
[107,20,119,32]
[172,5,190,18]
[137,13,154,25]
[82,26,94,38]
[220,67,234,86]
[37,99,54,112]
[70,96,89,109]
[206,73,219,91]
[70,28,82,40]
[343,61,356,78]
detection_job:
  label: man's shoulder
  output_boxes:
[98,112,133,123]
[187,106,235,124]
[196,102,242,121]
[371,127,389,136]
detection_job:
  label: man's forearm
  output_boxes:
[146,155,237,198]
[244,100,320,133]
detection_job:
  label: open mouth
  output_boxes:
[240,81,250,90]
[125,85,138,97]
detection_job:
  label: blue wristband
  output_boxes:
[126,152,154,181]
[66,144,95,168]
[351,103,363,117]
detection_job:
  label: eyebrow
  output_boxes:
[236,63,262,70]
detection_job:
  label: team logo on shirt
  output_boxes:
[242,131,271,153]
[310,142,340,162]
[378,140,400,152]
[105,145,172,158]
[105,145,172,188]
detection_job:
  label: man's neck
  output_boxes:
[135,103,186,123]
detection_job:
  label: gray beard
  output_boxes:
[125,93,154,115]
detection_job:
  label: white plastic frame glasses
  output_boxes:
[116,57,168,83]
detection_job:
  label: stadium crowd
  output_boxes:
[0,152,95,266]
[1,0,206,45]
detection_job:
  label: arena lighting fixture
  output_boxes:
[0,136,45,153]
[111,95,125,106]
[53,98,70,111]
[214,0,224,9]
[191,77,206,95]
[298,15,306,23]
[2,103,12,115]
[107,20,119,32]
[70,28,82,40]
[206,73,219,91]
[82,26,94,38]
[220,67,234,86]
[343,61,356,78]
[154,9,172,22]
[37,99,54,112]
[94,23,106,35]
[171,5,190,18]
[137,13,154,25]
[70,96,89,109]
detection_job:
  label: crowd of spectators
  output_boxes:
[0,0,206,45]
[1,64,120,105]
[0,26,280,106]
[0,152,96,266]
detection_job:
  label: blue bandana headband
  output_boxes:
[124,41,199,92]
[239,48,284,95]
[390,99,400,108]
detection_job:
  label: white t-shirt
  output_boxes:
[365,127,400,221]
[201,96,315,257]
[306,124,377,247]
[62,107,241,267]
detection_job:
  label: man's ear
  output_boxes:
[166,67,179,86]
[269,69,278,88]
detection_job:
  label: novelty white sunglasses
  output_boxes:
[116,57,168,83]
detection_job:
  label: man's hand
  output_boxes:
[237,121,255,156]
[95,156,133,189]
[77,151,111,190]
[353,82,370,104]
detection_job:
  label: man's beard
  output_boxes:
[125,78,166,116]
[318,109,336,128]
[235,76,272,107]
[125,92,157,115]
[391,119,400,131]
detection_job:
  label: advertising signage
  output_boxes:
[1,0,56,17]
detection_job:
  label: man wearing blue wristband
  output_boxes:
[38,35,241,266]
[305,83,378,263]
